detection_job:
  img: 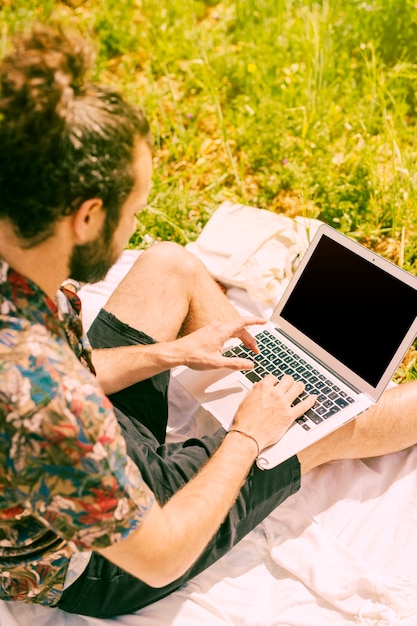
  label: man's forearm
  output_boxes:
[91,343,182,394]
[98,430,258,587]
[91,317,262,395]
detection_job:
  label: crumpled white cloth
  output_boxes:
[266,508,417,625]
[186,200,323,304]
[265,450,417,625]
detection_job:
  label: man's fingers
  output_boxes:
[296,393,317,412]
[219,359,316,414]
[259,373,279,386]
[266,374,305,398]
[221,357,254,371]
[229,317,265,337]
[261,375,314,407]
[236,328,260,354]
[274,374,295,391]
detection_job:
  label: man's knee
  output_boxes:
[139,241,204,278]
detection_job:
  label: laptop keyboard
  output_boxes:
[223,329,355,431]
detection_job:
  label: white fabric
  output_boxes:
[186,201,323,305]
[2,219,417,625]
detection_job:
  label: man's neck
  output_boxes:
[0,220,72,300]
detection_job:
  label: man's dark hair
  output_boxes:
[0,23,152,247]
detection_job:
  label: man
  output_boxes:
[0,23,416,619]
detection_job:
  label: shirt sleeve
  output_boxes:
[6,333,155,551]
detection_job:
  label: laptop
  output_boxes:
[173,224,417,469]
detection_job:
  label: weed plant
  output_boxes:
[1,0,417,379]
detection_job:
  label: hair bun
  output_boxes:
[0,23,94,119]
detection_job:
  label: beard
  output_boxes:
[68,222,121,284]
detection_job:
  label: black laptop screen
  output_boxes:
[280,234,417,387]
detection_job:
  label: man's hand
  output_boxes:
[232,374,317,453]
[177,316,266,371]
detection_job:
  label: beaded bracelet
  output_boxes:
[227,429,260,459]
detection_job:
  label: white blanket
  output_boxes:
[2,247,417,626]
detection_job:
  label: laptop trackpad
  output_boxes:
[174,368,251,429]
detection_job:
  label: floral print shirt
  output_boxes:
[0,261,155,606]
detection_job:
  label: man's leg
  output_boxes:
[88,241,241,442]
[299,380,417,474]
[104,241,240,342]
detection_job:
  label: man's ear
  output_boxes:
[72,199,105,244]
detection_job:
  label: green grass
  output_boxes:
[1,0,417,379]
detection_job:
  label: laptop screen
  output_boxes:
[279,234,417,387]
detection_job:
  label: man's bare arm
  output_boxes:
[98,375,316,586]
[91,316,265,395]
[98,432,257,586]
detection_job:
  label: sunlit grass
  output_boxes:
[2,0,417,379]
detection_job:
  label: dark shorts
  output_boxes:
[87,308,171,445]
[57,308,301,618]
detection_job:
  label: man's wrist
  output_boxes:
[226,429,260,460]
